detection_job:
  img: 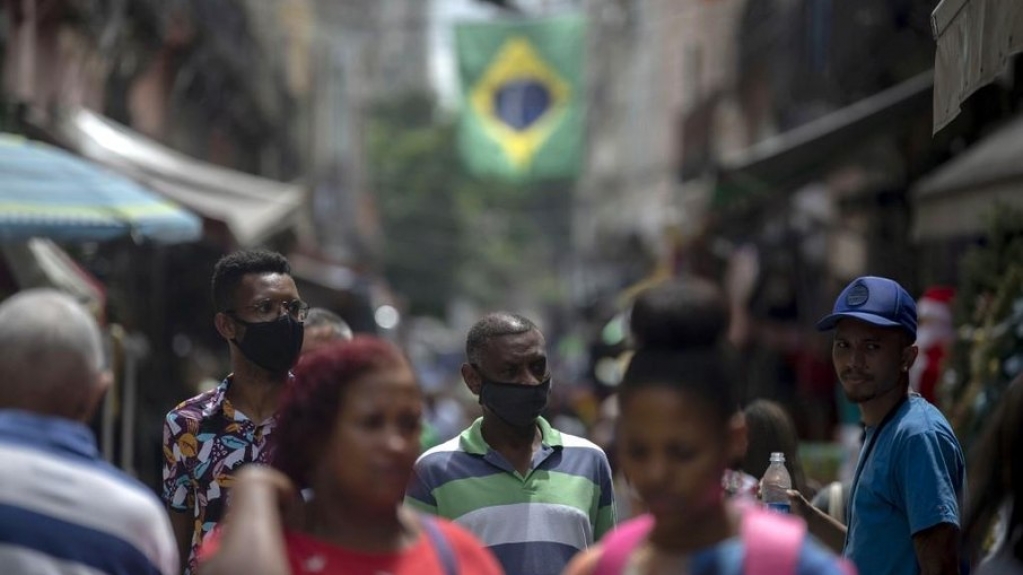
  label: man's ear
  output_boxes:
[79,369,113,422]
[902,344,919,372]
[214,312,238,341]
[461,363,482,396]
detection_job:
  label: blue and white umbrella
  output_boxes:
[0,133,202,244]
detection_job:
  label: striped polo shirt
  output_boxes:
[405,416,616,575]
[0,409,178,575]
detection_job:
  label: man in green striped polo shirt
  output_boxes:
[406,312,616,575]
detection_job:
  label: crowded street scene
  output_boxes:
[0,0,1022,574]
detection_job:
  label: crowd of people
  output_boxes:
[0,248,1020,575]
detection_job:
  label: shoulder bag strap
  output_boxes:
[742,507,806,575]
[593,515,655,575]
[421,515,459,575]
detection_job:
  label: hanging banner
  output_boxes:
[455,14,585,182]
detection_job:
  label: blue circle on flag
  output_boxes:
[494,80,551,131]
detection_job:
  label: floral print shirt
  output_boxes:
[162,377,278,575]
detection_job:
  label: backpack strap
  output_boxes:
[421,515,459,575]
[741,507,806,575]
[593,515,655,575]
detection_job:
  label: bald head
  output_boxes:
[465,312,540,365]
[0,289,108,420]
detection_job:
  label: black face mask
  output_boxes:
[230,314,304,374]
[477,372,552,428]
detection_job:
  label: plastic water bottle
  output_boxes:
[760,452,793,513]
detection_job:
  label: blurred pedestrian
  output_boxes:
[962,372,1023,573]
[199,337,501,575]
[628,276,759,502]
[741,399,812,498]
[300,307,353,356]
[406,312,616,575]
[792,276,966,575]
[0,289,178,575]
[162,250,307,574]
[560,345,853,575]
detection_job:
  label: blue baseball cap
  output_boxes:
[816,276,917,338]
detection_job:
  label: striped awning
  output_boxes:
[52,109,307,248]
[0,133,202,244]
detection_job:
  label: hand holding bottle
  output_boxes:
[760,452,793,514]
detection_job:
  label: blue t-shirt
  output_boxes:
[844,395,965,575]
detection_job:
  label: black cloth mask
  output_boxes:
[231,314,304,374]
[478,373,552,428]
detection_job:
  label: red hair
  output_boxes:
[272,336,408,488]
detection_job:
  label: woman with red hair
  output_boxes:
[199,336,501,575]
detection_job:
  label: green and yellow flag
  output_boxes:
[455,14,585,182]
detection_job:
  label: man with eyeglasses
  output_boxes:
[161,250,308,575]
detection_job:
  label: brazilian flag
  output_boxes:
[455,14,585,182]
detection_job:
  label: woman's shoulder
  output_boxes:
[739,506,853,575]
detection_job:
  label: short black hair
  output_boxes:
[630,276,729,350]
[211,250,291,312]
[465,312,538,365]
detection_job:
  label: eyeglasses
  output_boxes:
[225,299,309,322]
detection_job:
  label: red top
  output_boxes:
[201,518,503,575]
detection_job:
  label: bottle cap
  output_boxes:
[769,452,785,463]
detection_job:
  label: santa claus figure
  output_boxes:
[909,286,956,405]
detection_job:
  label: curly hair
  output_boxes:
[271,336,408,488]
[210,250,291,312]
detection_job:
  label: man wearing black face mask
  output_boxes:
[161,250,306,575]
[406,312,616,575]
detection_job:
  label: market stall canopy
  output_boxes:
[0,133,202,244]
[931,0,1023,133]
[47,108,307,248]
[714,71,933,211]
[912,112,1023,240]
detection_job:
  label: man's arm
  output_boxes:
[403,461,440,515]
[167,507,193,573]
[912,522,960,575]
[788,489,847,554]
[161,413,195,573]
[593,451,617,540]
[897,429,965,575]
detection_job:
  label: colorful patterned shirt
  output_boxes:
[161,377,279,575]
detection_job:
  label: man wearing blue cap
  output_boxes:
[790,276,966,575]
